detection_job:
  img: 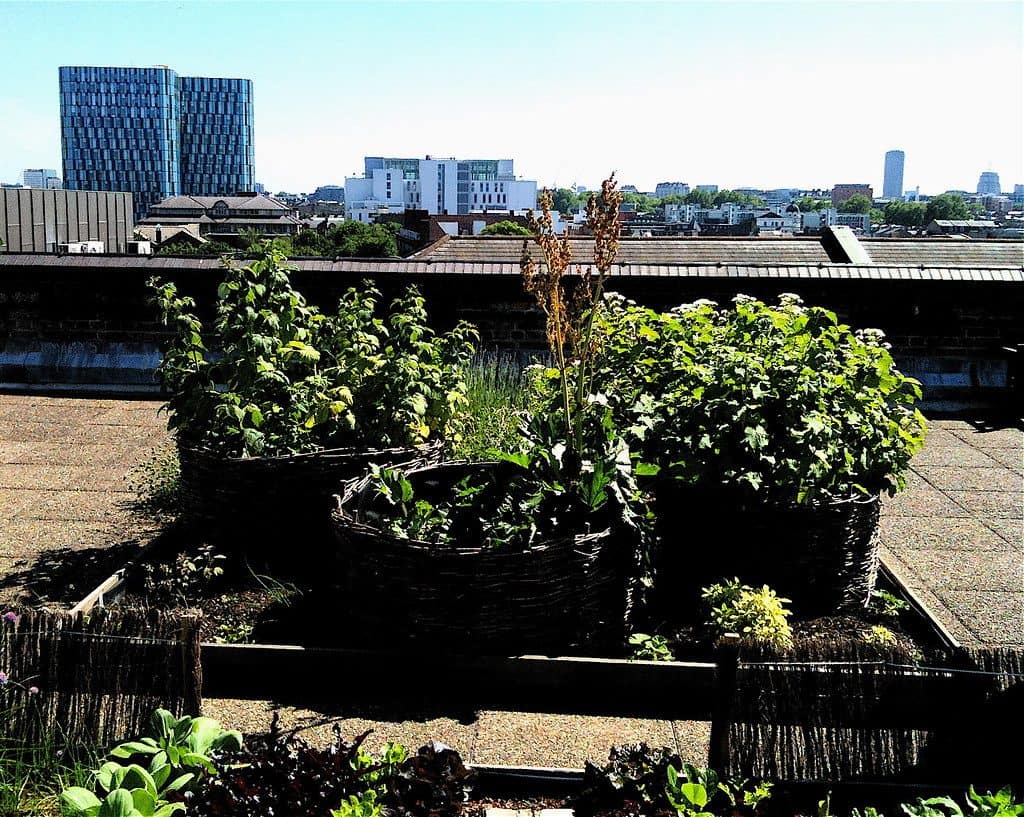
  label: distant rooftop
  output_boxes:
[411,235,1024,268]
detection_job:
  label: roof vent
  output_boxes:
[821,226,872,264]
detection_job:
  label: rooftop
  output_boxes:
[1,395,1019,758]
[411,235,1024,268]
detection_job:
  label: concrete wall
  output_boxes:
[0,189,133,254]
[0,255,1021,410]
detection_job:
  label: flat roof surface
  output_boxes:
[0,396,1020,755]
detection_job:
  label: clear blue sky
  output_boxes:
[2,0,1021,195]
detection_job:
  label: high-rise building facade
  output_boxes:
[59,66,253,219]
[883,150,904,199]
[178,76,254,197]
[22,169,62,189]
[977,171,1001,195]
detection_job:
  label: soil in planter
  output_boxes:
[113,541,940,663]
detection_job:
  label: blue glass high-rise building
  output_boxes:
[178,76,254,198]
[59,66,254,219]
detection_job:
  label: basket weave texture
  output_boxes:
[178,440,442,548]
[332,462,631,652]
[654,485,881,618]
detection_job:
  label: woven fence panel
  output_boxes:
[727,639,1023,782]
[0,608,202,748]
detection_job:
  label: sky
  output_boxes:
[1,0,1022,195]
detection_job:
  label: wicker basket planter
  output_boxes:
[331,462,631,652]
[653,485,881,619]
[178,440,442,556]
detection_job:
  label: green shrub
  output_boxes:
[702,578,794,649]
[589,293,927,504]
[151,243,477,457]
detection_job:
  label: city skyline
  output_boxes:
[2,1,1021,195]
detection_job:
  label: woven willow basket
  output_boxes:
[178,440,442,556]
[331,461,631,652]
[653,485,882,618]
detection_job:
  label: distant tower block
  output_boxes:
[883,150,905,199]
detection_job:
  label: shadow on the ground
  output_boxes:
[0,524,177,607]
[265,696,479,729]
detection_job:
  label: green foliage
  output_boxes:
[480,220,531,236]
[862,624,898,647]
[902,787,1023,817]
[447,357,534,461]
[628,633,675,662]
[156,240,235,257]
[702,579,794,649]
[925,193,970,222]
[590,292,926,503]
[126,447,181,519]
[368,400,638,550]
[665,764,714,817]
[331,789,382,817]
[794,197,832,212]
[871,589,911,619]
[214,621,254,644]
[622,192,659,214]
[665,764,772,817]
[151,243,477,457]
[838,194,873,214]
[291,221,398,257]
[59,709,241,817]
[552,188,584,215]
[883,201,927,227]
[138,546,226,607]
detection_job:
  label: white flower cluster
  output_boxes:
[855,327,891,349]
[672,298,718,315]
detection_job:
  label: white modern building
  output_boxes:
[22,168,62,189]
[663,202,758,226]
[800,208,871,234]
[344,156,537,223]
[654,181,690,198]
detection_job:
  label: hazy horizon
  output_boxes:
[2,0,1022,196]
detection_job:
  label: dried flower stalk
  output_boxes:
[522,175,623,453]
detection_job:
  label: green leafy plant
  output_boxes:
[629,633,675,662]
[862,624,899,647]
[331,789,382,817]
[151,243,476,458]
[138,546,227,607]
[902,786,1023,817]
[871,589,911,619]
[702,579,794,649]
[214,621,254,644]
[665,764,714,817]
[589,292,927,504]
[126,447,181,519]
[59,709,242,817]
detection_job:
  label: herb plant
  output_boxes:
[629,633,675,662]
[702,579,794,649]
[590,292,927,503]
[151,243,476,458]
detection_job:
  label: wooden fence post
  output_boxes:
[708,633,741,774]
